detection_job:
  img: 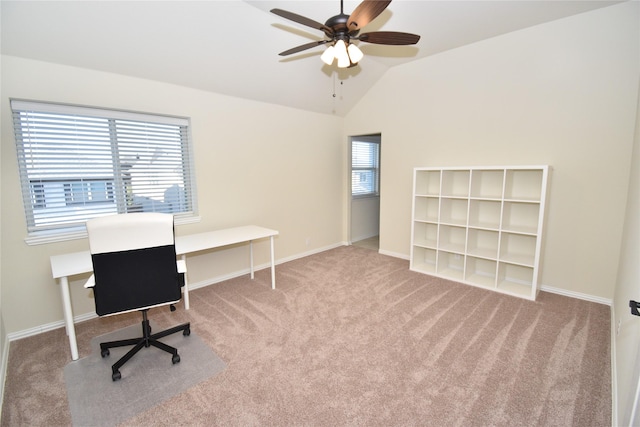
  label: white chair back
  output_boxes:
[87,212,174,255]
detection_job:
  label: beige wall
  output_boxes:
[351,196,379,242]
[345,1,639,301]
[0,51,4,401]
[612,74,640,425]
[0,56,345,334]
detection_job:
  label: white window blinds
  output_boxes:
[11,100,197,237]
[351,139,380,197]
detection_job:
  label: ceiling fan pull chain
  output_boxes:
[333,77,344,101]
[332,73,337,98]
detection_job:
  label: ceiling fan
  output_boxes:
[271,0,420,68]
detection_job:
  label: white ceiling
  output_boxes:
[1,0,623,116]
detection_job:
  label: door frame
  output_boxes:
[348,133,381,245]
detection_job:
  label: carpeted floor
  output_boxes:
[1,246,611,426]
[352,236,379,251]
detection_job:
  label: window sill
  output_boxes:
[352,193,380,200]
[24,215,201,246]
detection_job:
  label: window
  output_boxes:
[64,180,114,205]
[11,100,198,242]
[351,137,380,197]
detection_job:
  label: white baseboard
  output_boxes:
[539,284,612,306]
[6,312,98,343]
[351,233,378,243]
[378,249,409,260]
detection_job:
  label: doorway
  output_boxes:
[349,134,381,250]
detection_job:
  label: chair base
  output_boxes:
[100,310,191,381]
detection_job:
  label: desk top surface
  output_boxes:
[175,225,278,254]
[50,225,278,279]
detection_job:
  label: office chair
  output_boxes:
[84,212,191,381]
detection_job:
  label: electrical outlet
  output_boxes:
[305,237,311,246]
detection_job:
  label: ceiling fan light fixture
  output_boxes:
[347,43,364,63]
[321,45,336,65]
[337,56,351,68]
[334,39,351,68]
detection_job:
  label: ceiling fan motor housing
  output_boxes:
[325,13,359,40]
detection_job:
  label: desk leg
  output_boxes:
[181,254,190,310]
[59,276,79,361]
[249,240,255,279]
[270,236,276,290]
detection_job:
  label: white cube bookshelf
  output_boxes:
[410,166,549,300]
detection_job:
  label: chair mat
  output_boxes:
[64,321,225,426]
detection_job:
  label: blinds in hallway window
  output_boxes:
[11,100,197,236]
[351,138,380,197]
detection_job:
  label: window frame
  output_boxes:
[351,136,381,199]
[11,99,200,245]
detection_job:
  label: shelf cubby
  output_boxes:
[465,256,497,289]
[437,251,464,280]
[438,225,466,254]
[499,232,537,267]
[467,228,499,260]
[504,169,543,201]
[440,198,468,226]
[468,199,501,230]
[413,222,438,248]
[411,166,548,301]
[501,201,540,234]
[413,196,440,223]
[497,262,534,297]
[414,170,441,196]
[411,246,437,274]
[441,170,470,197]
[470,169,504,199]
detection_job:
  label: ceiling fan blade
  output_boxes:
[346,0,391,33]
[271,8,333,35]
[278,40,330,56]
[358,31,421,45]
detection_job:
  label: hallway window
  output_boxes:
[352,138,380,197]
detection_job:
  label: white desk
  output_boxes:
[50,225,278,360]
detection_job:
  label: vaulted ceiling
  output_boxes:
[1,0,622,116]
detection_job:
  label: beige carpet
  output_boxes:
[1,246,611,426]
[352,236,379,251]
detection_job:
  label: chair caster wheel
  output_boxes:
[172,354,180,364]
[112,370,121,381]
[183,328,191,336]
[101,349,110,358]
